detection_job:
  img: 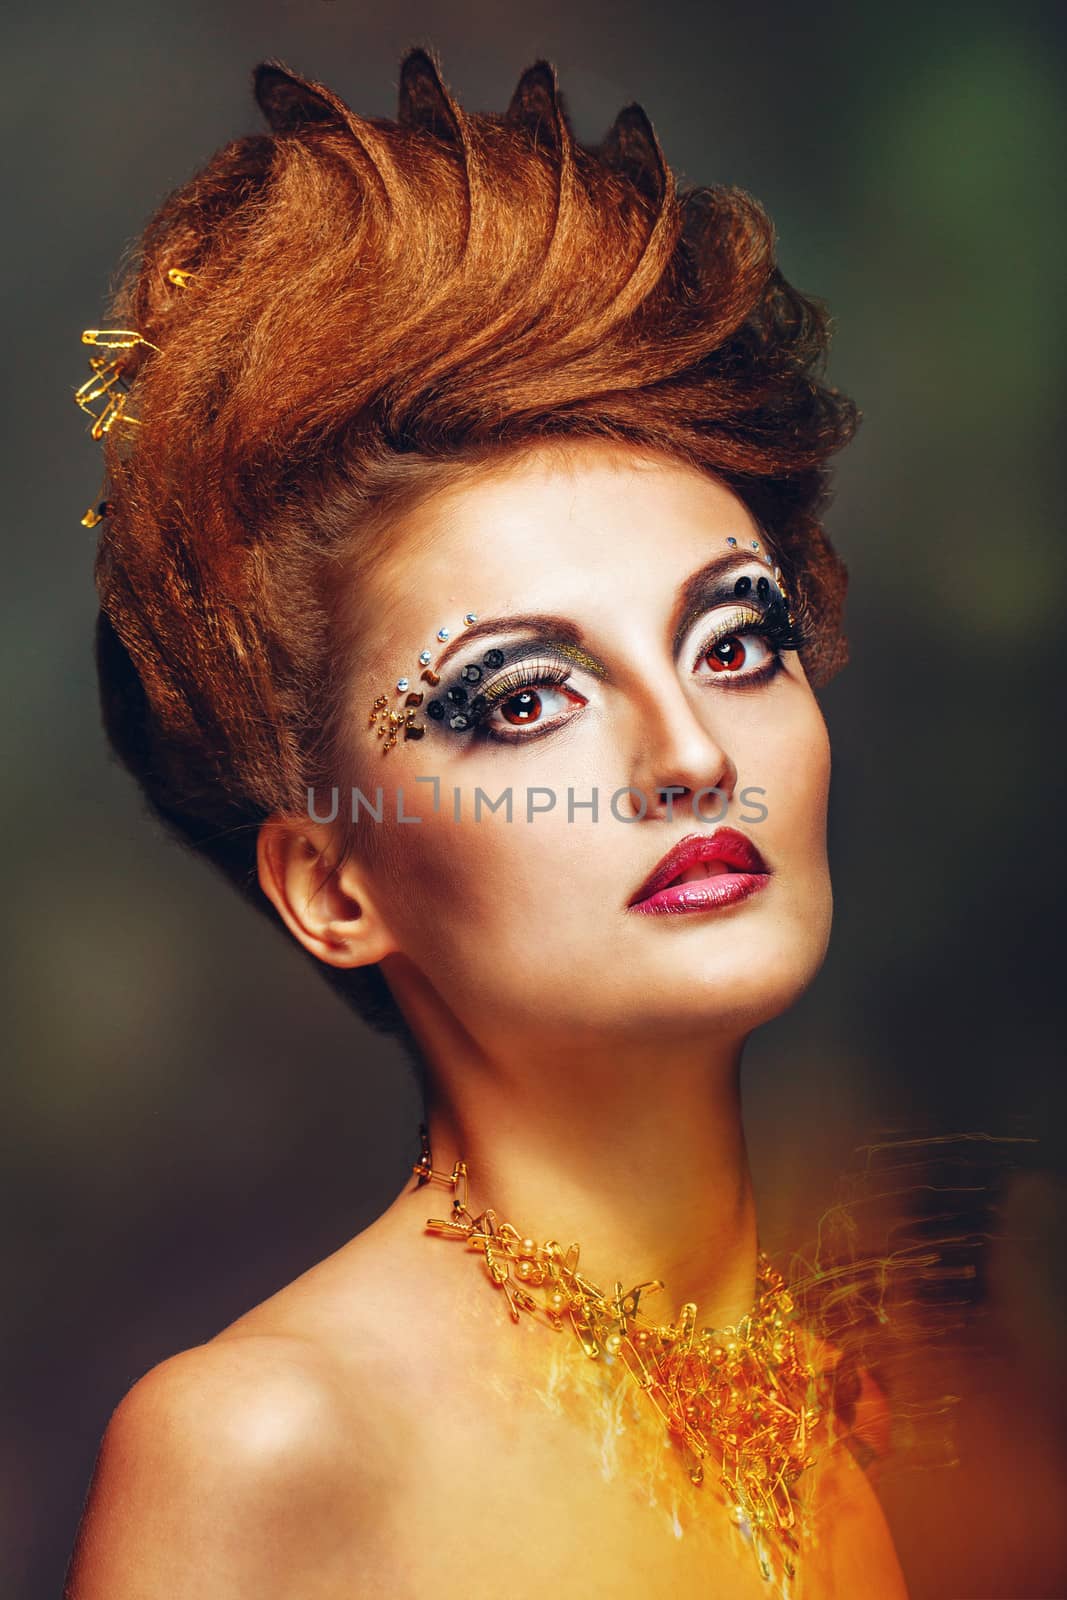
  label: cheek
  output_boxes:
[364,798,595,973]
[757,702,830,825]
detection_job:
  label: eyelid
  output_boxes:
[686,603,766,668]
[452,641,603,696]
[477,656,574,710]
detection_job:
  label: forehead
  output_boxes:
[359,442,762,654]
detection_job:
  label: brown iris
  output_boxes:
[706,636,747,673]
[500,688,543,724]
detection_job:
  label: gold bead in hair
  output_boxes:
[80,500,114,529]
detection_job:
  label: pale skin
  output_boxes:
[66,441,908,1598]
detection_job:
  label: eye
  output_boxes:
[701,630,774,676]
[489,680,588,740]
[457,657,590,744]
[692,606,782,687]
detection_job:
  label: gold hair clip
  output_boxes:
[166,266,198,289]
[368,610,482,752]
[80,329,163,354]
[74,329,163,441]
[74,359,137,441]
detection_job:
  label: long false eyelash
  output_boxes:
[780,585,818,655]
[694,593,816,669]
[463,657,575,731]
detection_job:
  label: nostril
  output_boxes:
[654,785,690,809]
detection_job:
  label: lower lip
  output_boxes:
[628,871,770,916]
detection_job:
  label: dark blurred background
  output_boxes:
[4,1,1065,1596]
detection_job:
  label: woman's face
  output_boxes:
[343,441,833,1054]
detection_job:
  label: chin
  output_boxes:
[637,914,832,1033]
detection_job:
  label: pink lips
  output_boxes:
[626,826,771,917]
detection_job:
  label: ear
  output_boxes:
[256,816,398,970]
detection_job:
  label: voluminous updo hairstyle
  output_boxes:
[88,45,858,1041]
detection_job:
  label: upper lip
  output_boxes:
[626,827,770,907]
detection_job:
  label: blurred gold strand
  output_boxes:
[784,1132,1038,1478]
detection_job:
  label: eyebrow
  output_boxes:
[432,550,772,678]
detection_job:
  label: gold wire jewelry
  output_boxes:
[368,609,482,751]
[414,1124,830,1593]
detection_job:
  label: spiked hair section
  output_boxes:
[89,46,859,1038]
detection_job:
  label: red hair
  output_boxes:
[89,45,858,1037]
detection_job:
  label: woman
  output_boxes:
[66,45,907,1598]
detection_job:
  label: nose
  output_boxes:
[624,679,738,822]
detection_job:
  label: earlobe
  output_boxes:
[255,817,397,970]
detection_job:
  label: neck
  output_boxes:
[411,1032,758,1330]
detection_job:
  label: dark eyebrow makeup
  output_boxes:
[432,549,783,680]
[670,552,785,655]
[433,614,590,676]
[417,548,798,741]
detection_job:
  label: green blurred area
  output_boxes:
[2,2,1064,1595]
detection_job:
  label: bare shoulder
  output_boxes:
[65,1330,393,1599]
[810,1441,910,1600]
[65,1194,457,1597]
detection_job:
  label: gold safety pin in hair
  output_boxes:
[81,328,163,353]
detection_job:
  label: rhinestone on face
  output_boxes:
[726,536,738,547]
[419,649,432,666]
[464,612,478,625]
[449,713,469,730]
[461,664,482,683]
[734,576,751,597]
[427,700,445,720]
[437,627,450,642]
[483,648,505,668]
[751,540,760,550]
[446,685,467,705]
[396,677,409,692]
